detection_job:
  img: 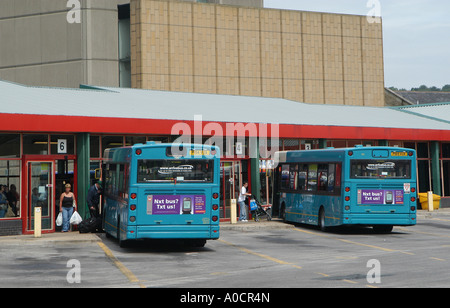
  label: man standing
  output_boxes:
[87,181,102,218]
[238,181,251,222]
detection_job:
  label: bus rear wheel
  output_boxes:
[373,225,393,234]
[190,239,206,247]
[117,218,130,248]
[280,203,286,222]
[318,208,327,232]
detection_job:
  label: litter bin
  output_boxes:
[418,193,441,210]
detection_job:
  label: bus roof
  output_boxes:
[276,146,416,164]
[103,143,220,162]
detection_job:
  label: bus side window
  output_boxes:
[118,164,129,200]
[335,164,342,195]
[317,164,328,191]
[290,164,298,190]
[281,164,290,191]
[308,164,318,192]
[327,164,335,192]
[298,164,308,191]
[105,163,117,196]
[104,164,110,195]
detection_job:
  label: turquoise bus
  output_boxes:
[102,142,220,247]
[273,146,417,233]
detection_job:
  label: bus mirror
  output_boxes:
[94,168,101,180]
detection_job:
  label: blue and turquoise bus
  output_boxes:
[102,142,220,247]
[273,146,417,233]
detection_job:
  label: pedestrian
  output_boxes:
[238,181,252,222]
[6,184,19,216]
[59,183,76,232]
[87,181,102,218]
[0,185,8,218]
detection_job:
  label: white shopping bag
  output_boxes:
[56,212,63,227]
[70,211,83,225]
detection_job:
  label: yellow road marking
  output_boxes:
[218,239,295,267]
[293,228,415,255]
[429,218,450,222]
[398,227,450,239]
[97,242,146,288]
[343,279,358,284]
[219,239,384,287]
[430,257,446,262]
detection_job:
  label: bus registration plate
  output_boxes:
[190,150,210,156]
[391,151,407,157]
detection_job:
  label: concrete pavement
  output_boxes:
[0,231,101,244]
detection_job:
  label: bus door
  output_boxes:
[23,160,55,234]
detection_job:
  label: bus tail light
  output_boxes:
[345,196,350,202]
[410,206,416,212]
[130,204,136,211]
[136,149,142,155]
[411,187,416,193]
[345,187,350,192]
[212,216,218,222]
[411,197,416,202]
[212,204,219,211]
[408,151,413,156]
[213,193,219,199]
[130,216,136,222]
[131,193,137,200]
[348,151,353,156]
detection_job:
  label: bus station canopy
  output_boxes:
[0,79,449,141]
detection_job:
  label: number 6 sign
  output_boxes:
[58,139,67,154]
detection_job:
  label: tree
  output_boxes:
[390,85,450,92]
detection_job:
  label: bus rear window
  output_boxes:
[138,159,214,183]
[351,160,411,179]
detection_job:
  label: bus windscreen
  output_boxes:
[137,159,214,183]
[350,160,411,179]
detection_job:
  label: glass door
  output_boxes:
[220,161,241,220]
[26,161,54,233]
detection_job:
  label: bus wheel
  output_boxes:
[373,225,393,234]
[318,208,327,232]
[192,239,206,248]
[280,203,286,222]
[117,218,130,248]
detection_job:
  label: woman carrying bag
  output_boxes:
[59,183,77,232]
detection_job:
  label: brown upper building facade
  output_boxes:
[131,0,385,106]
[0,0,385,106]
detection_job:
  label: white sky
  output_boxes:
[264,0,450,89]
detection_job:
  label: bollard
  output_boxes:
[427,191,434,212]
[34,207,42,238]
[230,199,237,224]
